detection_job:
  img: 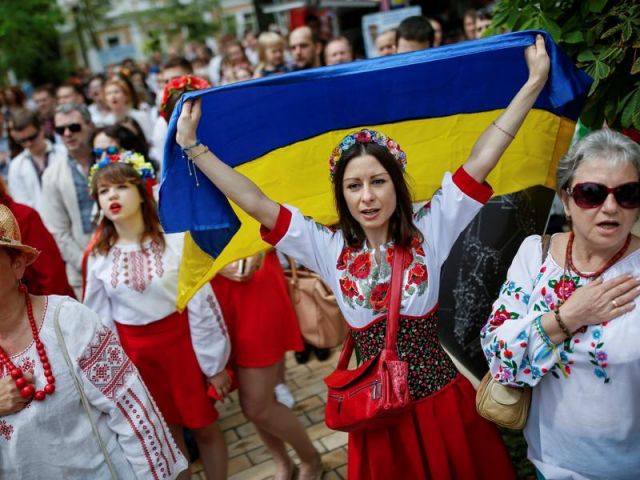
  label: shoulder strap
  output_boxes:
[541,234,552,265]
[385,246,407,351]
[53,300,118,480]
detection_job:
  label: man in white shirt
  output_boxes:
[40,103,95,296]
[7,109,66,213]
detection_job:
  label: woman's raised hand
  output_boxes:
[559,275,640,331]
[525,34,550,88]
[176,98,202,148]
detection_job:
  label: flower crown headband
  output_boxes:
[160,75,211,121]
[88,150,157,194]
[329,129,407,180]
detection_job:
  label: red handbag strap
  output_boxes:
[335,245,407,369]
[385,246,406,351]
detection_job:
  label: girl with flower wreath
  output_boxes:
[83,150,232,480]
[174,34,551,480]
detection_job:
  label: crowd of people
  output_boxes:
[1,5,639,480]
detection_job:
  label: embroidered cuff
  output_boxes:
[452,166,493,204]
[260,205,292,245]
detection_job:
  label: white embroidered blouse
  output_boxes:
[261,167,493,328]
[481,235,640,479]
[0,296,187,479]
[84,233,230,377]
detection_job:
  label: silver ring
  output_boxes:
[612,299,618,308]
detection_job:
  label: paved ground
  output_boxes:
[192,349,345,480]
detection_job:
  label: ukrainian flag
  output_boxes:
[160,30,591,309]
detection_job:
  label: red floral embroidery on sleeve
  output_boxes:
[79,326,136,401]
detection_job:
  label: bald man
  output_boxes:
[289,26,322,70]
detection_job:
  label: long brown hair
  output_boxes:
[332,142,421,248]
[90,162,164,255]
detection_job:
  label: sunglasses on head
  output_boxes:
[54,123,83,135]
[14,130,40,145]
[565,182,640,209]
[93,145,120,158]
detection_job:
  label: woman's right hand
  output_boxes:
[559,274,640,331]
[0,373,34,415]
[176,98,202,148]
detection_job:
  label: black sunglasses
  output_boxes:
[93,146,120,158]
[565,182,640,209]
[14,130,40,145]
[54,123,83,135]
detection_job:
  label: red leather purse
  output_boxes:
[323,246,411,433]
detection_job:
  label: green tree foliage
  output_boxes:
[126,0,221,48]
[0,0,68,84]
[489,0,640,131]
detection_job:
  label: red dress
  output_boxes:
[1,193,75,297]
[347,312,515,480]
[211,250,303,367]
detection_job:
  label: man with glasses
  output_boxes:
[40,103,95,296]
[7,109,66,213]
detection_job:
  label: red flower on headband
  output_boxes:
[354,130,372,143]
[159,75,211,121]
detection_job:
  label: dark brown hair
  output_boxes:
[9,108,41,131]
[332,142,421,249]
[90,162,164,255]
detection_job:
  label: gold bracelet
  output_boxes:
[492,121,515,139]
[554,307,572,339]
[187,145,209,162]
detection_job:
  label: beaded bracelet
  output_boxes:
[534,316,554,349]
[554,307,573,339]
[534,315,570,378]
[182,140,202,151]
[492,121,515,139]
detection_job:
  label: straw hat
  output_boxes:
[0,204,40,265]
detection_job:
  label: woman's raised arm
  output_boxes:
[175,100,281,230]
[463,34,550,183]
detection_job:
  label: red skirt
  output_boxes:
[211,251,304,368]
[115,310,219,429]
[348,374,516,480]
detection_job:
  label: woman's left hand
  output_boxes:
[525,34,551,88]
[207,369,232,402]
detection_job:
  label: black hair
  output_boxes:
[396,16,435,47]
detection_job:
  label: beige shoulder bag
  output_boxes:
[475,234,551,430]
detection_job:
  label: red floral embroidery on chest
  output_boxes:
[111,241,165,292]
[336,239,429,312]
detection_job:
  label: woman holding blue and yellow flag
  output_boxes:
[174,34,551,479]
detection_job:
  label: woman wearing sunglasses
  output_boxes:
[481,129,640,479]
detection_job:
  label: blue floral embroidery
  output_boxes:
[588,326,610,383]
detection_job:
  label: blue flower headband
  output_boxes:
[329,129,407,180]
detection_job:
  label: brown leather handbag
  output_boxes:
[323,247,411,432]
[284,256,349,349]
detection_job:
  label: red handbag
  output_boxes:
[323,246,411,433]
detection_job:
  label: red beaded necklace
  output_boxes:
[0,285,55,401]
[566,232,631,279]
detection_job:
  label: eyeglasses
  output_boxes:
[54,123,83,135]
[14,130,40,145]
[93,146,120,159]
[565,182,640,209]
